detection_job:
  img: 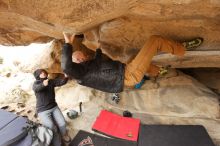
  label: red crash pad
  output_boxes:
[92,110,140,142]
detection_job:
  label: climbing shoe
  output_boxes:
[158,66,169,76]
[182,37,204,50]
[111,93,120,104]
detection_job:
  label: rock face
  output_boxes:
[0,0,220,65]
[106,70,220,119]
[182,68,220,95]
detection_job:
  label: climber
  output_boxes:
[61,32,203,93]
[32,69,71,146]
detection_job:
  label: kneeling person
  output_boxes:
[32,69,70,146]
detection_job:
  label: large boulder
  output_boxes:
[105,70,220,119]
[0,0,220,66]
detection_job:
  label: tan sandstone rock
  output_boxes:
[0,0,220,68]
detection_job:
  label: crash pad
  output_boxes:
[138,125,216,146]
[70,130,137,146]
[92,110,140,141]
[0,109,32,146]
